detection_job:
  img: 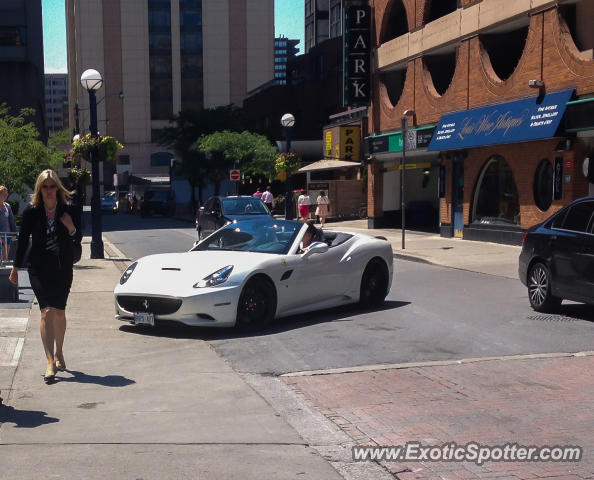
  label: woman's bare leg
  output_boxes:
[40,308,56,374]
[54,309,66,368]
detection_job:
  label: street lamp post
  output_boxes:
[281,113,295,220]
[81,69,104,259]
[401,109,415,250]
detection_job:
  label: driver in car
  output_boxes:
[298,222,318,253]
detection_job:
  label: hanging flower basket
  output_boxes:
[274,152,301,176]
[71,133,123,162]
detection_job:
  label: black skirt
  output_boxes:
[28,257,73,310]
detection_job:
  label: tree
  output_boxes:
[197,130,278,188]
[0,104,58,197]
[159,106,247,207]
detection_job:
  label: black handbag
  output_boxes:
[72,239,82,264]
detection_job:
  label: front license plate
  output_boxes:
[134,312,154,326]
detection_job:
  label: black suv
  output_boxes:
[196,195,271,240]
[141,189,176,217]
[519,196,594,312]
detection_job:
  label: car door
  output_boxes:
[574,203,594,302]
[286,238,354,310]
[550,200,594,300]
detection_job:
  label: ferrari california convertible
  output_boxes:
[114,218,394,331]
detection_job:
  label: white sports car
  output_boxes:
[114,218,393,331]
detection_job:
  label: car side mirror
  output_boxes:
[302,242,329,258]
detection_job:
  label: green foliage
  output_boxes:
[48,128,72,150]
[0,103,57,197]
[68,163,91,185]
[274,152,302,175]
[71,133,123,162]
[198,130,278,179]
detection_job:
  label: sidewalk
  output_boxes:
[0,239,342,480]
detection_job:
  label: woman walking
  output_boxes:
[0,186,17,261]
[9,170,81,384]
[315,190,329,227]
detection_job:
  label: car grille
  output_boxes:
[117,295,182,315]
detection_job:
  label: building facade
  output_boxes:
[0,0,46,141]
[45,73,69,133]
[274,37,299,85]
[305,0,343,53]
[66,0,274,193]
[366,0,594,244]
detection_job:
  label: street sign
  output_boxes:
[230,169,241,181]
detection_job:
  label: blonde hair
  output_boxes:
[0,185,7,196]
[31,169,73,207]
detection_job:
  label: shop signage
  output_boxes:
[343,5,371,107]
[553,157,563,200]
[428,89,574,151]
[323,126,361,161]
[365,127,436,154]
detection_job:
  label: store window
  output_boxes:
[534,159,553,211]
[472,155,521,226]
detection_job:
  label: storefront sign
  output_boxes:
[365,127,436,154]
[553,157,563,200]
[428,89,574,151]
[323,126,361,161]
[343,5,371,107]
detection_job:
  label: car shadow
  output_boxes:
[557,303,594,322]
[119,300,410,340]
[0,403,59,428]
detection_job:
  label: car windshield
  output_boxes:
[145,190,169,202]
[192,219,301,254]
[101,196,114,203]
[221,197,269,215]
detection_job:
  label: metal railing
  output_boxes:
[0,232,18,267]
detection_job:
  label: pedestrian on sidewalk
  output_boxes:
[261,186,274,211]
[315,190,329,227]
[8,169,82,385]
[297,190,311,222]
[0,185,17,261]
[253,187,262,198]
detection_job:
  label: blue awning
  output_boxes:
[427,89,574,151]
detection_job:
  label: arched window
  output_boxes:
[426,0,457,23]
[423,50,457,96]
[381,0,408,44]
[534,159,553,211]
[480,25,529,81]
[472,156,520,226]
[381,67,407,107]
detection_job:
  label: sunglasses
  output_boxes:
[42,184,58,190]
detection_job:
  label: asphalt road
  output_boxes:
[103,213,594,375]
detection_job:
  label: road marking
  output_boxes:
[0,337,24,366]
[281,351,594,377]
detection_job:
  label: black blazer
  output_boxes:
[14,203,82,270]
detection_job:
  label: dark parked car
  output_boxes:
[519,196,594,312]
[100,195,117,214]
[140,189,176,217]
[196,195,271,240]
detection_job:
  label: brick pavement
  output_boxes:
[283,355,594,479]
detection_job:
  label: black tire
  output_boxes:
[359,259,389,308]
[236,276,276,331]
[527,262,561,312]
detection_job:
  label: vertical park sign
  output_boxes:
[343,3,371,108]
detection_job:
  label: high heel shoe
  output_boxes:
[55,357,66,371]
[44,364,56,384]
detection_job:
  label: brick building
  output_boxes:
[366,0,594,244]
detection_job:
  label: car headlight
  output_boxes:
[194,265,233,288]
[119,262,138,285]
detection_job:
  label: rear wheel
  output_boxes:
[528,262,561,312]
[236,277,276,331]
[359,259,389,308]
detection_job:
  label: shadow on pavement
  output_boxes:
[55,370,136,387]
[119,300,410,341]
[0,403,59,428]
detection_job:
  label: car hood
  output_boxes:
[116,250,280,295]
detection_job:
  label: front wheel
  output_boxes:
[527,262,561,312]
[359,260,389,308]
[236,277,276,331]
